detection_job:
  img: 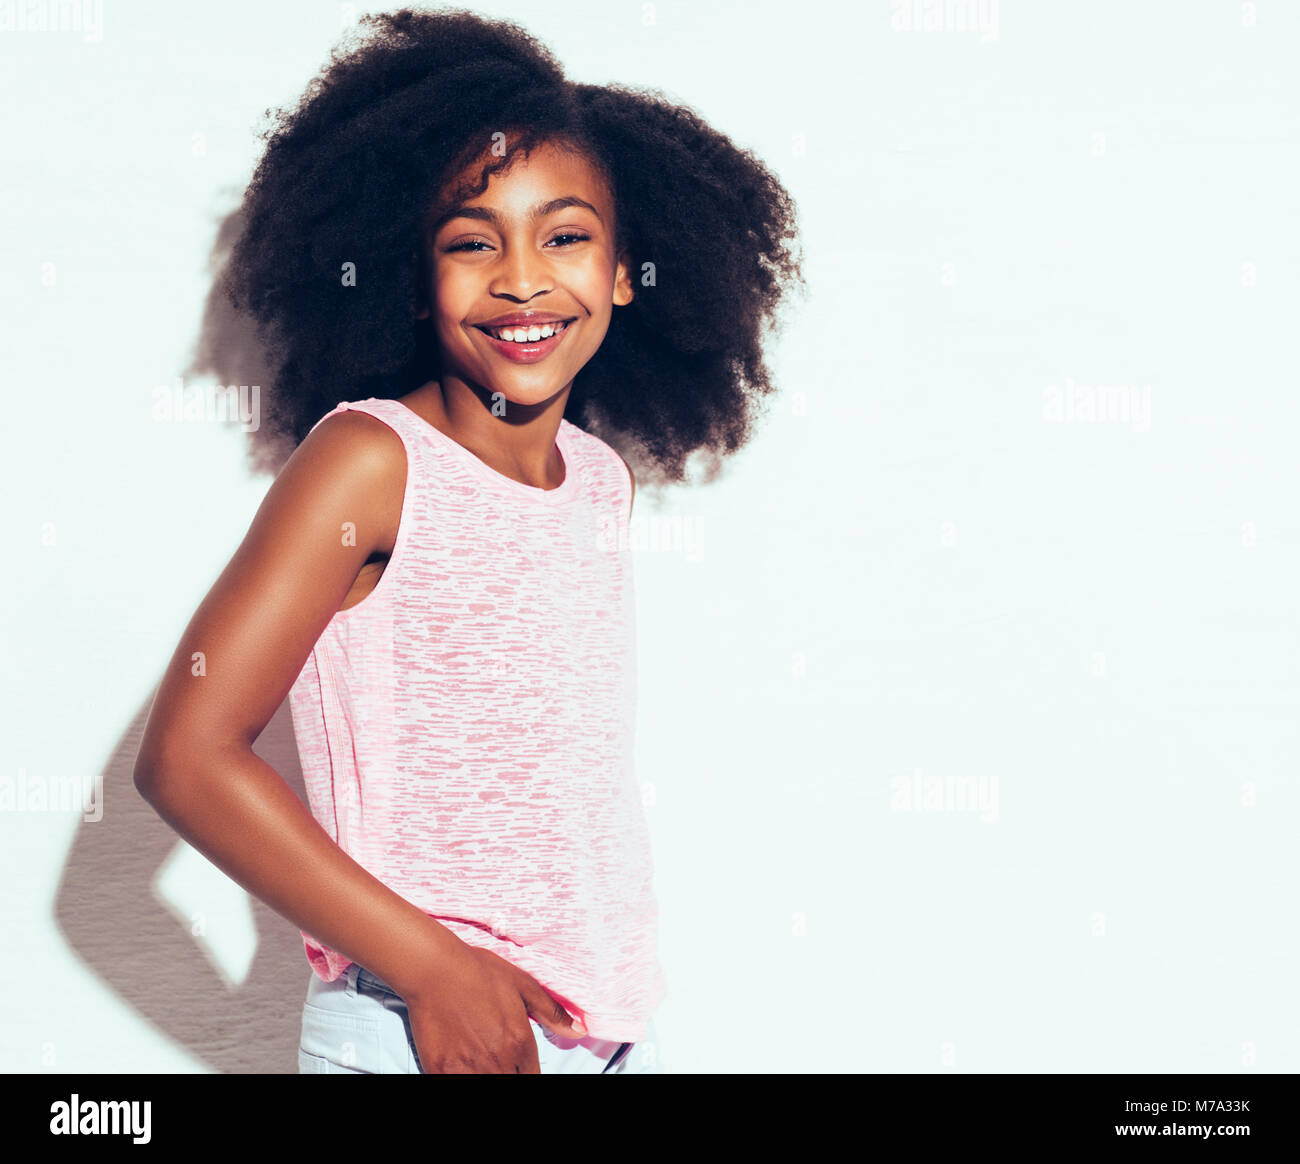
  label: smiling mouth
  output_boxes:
[470,318,577,364]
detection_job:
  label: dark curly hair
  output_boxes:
[222,7,803,485]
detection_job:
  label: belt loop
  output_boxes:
[344,963,360,998]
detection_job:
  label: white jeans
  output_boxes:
[297,962,666,1074]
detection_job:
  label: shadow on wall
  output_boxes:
[186,204,297,476]
[55,206,309,1073]
[54,697,310,1074]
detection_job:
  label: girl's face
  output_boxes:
[420,138,634,410]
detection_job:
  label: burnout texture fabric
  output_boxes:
[288,396,666,1042]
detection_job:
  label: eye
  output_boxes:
[442,232,591,254]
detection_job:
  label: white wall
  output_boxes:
[3,0,1297,1073]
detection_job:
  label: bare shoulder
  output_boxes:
[289,407,407,478]
[276,408,408,553]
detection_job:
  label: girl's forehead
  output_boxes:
[429,142,615,227]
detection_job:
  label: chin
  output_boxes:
[487,378,571,407]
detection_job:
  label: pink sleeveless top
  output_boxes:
[286,397,666,1041]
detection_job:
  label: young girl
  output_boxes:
[134,8,802,1074]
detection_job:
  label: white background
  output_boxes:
[2,0,1297,1073]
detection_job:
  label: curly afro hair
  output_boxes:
[222,7,803,485]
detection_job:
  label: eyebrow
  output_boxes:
[430,196,602,235]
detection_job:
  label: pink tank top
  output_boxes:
[287,397,666,1041]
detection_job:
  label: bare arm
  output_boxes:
[133,411,584,1071]
[133,412,461,998]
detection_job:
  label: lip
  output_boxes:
[470,317,576,365]
[474,311,577,328]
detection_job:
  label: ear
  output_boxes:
[613,249,635,308]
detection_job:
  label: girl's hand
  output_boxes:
[402,943,588,1074]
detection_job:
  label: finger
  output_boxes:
[523,986,586,1038]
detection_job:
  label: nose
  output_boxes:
[488,235,551,302]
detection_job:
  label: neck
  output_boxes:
[410,377,571,490]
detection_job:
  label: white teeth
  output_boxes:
[488,321,567,342]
